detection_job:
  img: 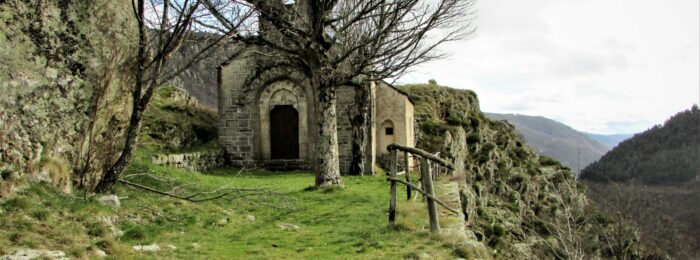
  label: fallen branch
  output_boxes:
[117,179,271,203]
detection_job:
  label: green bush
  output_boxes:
[467,131,481,144]
[538,156,560,167]
[492,224,506,237]
[446,115,469,127]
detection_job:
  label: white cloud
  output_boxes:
[400,0,700,134]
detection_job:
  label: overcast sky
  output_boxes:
[400,0,700,134]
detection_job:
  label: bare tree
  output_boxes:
[205,0,475,187]
[94,0,249,192]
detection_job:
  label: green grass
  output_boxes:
[0,150,460,259]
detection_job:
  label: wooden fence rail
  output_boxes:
[385,177,460,214]
[386,143,456,233]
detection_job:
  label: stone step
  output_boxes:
[259,160,313,171]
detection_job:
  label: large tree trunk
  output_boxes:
[314,83,343,187]
[349,84,370,175]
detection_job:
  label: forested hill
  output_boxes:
[580,105,700,185]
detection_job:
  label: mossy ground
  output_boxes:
[0,150,464,259]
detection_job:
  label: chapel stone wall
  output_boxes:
[218,55,257,165]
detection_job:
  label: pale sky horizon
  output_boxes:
[399,0,700,135]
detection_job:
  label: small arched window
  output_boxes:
[381,120,394,136]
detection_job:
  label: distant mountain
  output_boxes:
[584,133,633,148]
[485,113,610,174]
[580,106,700,185]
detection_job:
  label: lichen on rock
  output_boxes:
[0,0,137,194]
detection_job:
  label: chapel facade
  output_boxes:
[216,1,415,174]
[217,64,415,174]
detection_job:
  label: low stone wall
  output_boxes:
[151,150,224,172]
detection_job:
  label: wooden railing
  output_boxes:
[386,143,459,233]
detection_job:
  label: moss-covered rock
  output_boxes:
[0,0,137,194]
[139,87,219,152]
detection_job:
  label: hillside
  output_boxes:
[579,106,700,258]
[400,82,646,259]
[580,106,700,258]
[584,133,633,148]
[485,113,610,173]
[580,105,700,185]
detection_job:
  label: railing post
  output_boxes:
[404,151,411,200]
[433,161,438,179]
[420,157,440,233]
[389,148,398,227]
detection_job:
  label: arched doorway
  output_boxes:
[270,105,299,159]
[258,81,309,160]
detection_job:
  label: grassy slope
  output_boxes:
[1,85,464,258]
[0,150,463,259]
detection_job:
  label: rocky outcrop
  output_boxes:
[402,83,640,259]
[139,87,219,152]
[0,0,137,195]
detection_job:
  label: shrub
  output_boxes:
[538,156,560,167]
[86,221,110,237]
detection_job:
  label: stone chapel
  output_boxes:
[216,1,415,174]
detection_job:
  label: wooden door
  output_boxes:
[270,105,299,159]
